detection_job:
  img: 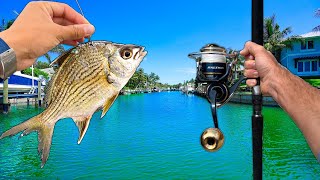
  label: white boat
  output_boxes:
[0,71,43,94]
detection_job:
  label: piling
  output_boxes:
[2,79,10,113]
[37,79,42,107]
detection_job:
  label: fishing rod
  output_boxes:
[188,0,264,178]
[251,0,264,179]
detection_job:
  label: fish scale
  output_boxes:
[0,41,147,167]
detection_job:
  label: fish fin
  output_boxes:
[73,115,92,144]
[0,114,55,168]
[101,93,119,118]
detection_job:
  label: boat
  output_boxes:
[181,83,195,94]
[0,71,43,94]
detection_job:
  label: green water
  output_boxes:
[0,92,319,179]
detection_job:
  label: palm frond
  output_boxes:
[43,53,51,64]
[315,8,320,17]
[312,25,320,32]
[50,44,65,54]
[282,27,292,37]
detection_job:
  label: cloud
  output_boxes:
[175,68,196,74]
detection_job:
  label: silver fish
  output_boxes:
[0,41,147,167]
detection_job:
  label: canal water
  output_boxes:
[0,92,319,179]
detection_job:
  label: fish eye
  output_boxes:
[120,48,133,60]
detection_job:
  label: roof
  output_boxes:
[294,55,320,60]
[300,31,320,38]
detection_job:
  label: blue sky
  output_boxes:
[0,0,319,84]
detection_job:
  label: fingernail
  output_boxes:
[84,24,95,35]
[253,71,258,77]
[248,79,256,86]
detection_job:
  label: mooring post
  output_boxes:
[37,79,42,107]
[3,78,10,113]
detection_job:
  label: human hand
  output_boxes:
[240,41,282,95]
[0,1,95,71]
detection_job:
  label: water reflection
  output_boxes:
[0,92,319,179]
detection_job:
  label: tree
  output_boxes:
[35,61,50,69]
[43,44,65,64]
[263,15,300,62]
[226,48,245,80]
[313,8,320,31]
[148,72,160,87]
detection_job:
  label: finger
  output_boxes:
[58,24,95,42]
[61,40,78,46]
[240,41,251,56]
[44,2,90,24]
[244,41,267,57]
[53,17,74,26]
[247,55,255,60]
[244,69,259,78]
[246,79,257,87]
[244,60,256,69]
[76,38,85,43]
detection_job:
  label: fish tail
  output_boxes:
[0,114,54,168]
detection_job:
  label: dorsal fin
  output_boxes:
[72,115,92,144]
[101,93,119,118]
[50,47,75,67]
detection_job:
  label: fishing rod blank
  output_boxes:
[251,0,264,179]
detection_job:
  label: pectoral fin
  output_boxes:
[101,93,119,118]
[73,115,92,144]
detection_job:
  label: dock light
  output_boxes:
[188,43,245,152]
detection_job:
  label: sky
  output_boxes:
[0,0,319,84]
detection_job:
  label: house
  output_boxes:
[280,31,320,78]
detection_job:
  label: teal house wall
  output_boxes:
[280,31,320,78]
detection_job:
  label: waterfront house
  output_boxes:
[280,31,320,78]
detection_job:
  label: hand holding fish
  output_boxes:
[0,1,95,71]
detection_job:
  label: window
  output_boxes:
[297,60,319,72]
[308,41,314,49]
[301,40,314,50]
[312,61,318,71]
[298,62,304,72]
[304,61,310,72]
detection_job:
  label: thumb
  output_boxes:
[59,24,95,41]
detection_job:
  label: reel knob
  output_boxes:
[200,128,224,152]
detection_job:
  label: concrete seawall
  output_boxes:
[230,93,278,107]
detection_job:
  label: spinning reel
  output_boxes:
[188,44,245,152]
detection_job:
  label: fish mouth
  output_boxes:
[136,47,147,60]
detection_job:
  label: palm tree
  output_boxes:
[43,44,65,64]
[148,72,160,87]
[313,8,320,31]
[226,48,244,80]
[263,15,300,62]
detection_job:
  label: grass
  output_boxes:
[304,79,320,87]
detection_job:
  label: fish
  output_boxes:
[0,41,147,167]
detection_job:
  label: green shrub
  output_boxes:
[305,79,320,87]
[21,67,49,79]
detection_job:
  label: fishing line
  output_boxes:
[75,0,91,42]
